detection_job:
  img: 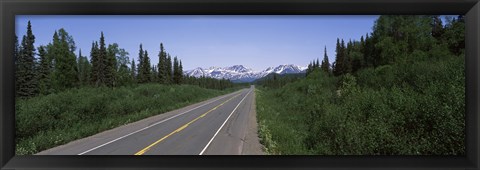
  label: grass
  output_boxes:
[15,83,240,155]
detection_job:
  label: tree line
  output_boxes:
[304,15,464,78]
[260,15,465,90]
[15,21,234,99]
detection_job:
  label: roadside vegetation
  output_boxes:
[15,21,245,154]
[16,84,240,155]
[256,15,465,155]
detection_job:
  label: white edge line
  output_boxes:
[199,88,252,155]
[77,90,243,155]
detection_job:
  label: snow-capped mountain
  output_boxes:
[184,64,307,83]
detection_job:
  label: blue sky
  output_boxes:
[16,15,379,71]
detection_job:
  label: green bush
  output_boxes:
[256,56,465,155]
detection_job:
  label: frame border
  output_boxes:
[1,0,479,169]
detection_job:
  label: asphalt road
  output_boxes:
[37,85,256,155]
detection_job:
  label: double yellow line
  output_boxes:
[134,93,242,155]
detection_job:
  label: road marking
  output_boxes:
[77,90,243,155]
[134,92,243,155]
[199,88,252,155]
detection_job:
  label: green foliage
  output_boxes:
[77,49,92,86]
[15,84,236,155]
[16,21,38,98]
[157,43,168,84]
[256,55,465,155]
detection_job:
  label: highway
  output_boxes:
[37,85,259,155]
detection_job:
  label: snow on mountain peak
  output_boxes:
[184,64,306,83]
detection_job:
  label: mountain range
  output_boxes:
[183,64,307,83]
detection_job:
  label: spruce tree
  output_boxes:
[14,35,19,93]
[98,32,108,86]
[179,60,183,84]
[137,44,144,83]
[140,50,152,83]
[173,56,179,84]
[37,45,51,95]
[333,38,343,76]
[90,41,100,85]
[166,54,173,84]
[16,21,38,98]
[151,65,158,82]
[321,46,330,73]
[157,43,167,84]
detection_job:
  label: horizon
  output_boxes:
[16,15,379,71]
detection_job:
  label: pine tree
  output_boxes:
[166,54,173,84]
[157,43,167,84]
[16,21,38,98]
[90,41,100,85]
[37,45,51,95]
[321,46,330,73]
[151,65,158,82]
[137,44,144,83]
[306,62,312,75]
[96,32,108,86]
[179,60,183,84]
[341,39,350,74]
[14,35,20,93]
[333,38,343,76]
[141,50,152,83]
[173,56,180,84]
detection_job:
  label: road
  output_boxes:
[37,85,260,155]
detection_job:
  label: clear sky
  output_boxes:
[16,15,379,71]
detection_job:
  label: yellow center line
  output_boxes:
[134,93,243,155]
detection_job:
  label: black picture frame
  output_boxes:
[1,0,479,169]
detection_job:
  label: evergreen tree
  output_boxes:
[37,45,52,95]
[341,39,350,73]
[306,62,313,75]
[77,49,92,86]
[157,43,168,84]
[333,38,343,76]
[179,60,183,84]
[137,44,144,83]
[138,50,151,83]
[90,41,100,85]
[321,46,330,73]
[173,56,180,84]
[96,32,108,86]
[151,65,158,82]
[16,21,38,98]
[14,35,20,93]
[166,54,173,84]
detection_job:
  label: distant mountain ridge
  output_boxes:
[183,64,307,83]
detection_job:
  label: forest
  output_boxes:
[14,22,243,154]
[255,15,465,155]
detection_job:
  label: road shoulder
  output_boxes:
[241,89,265,155]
